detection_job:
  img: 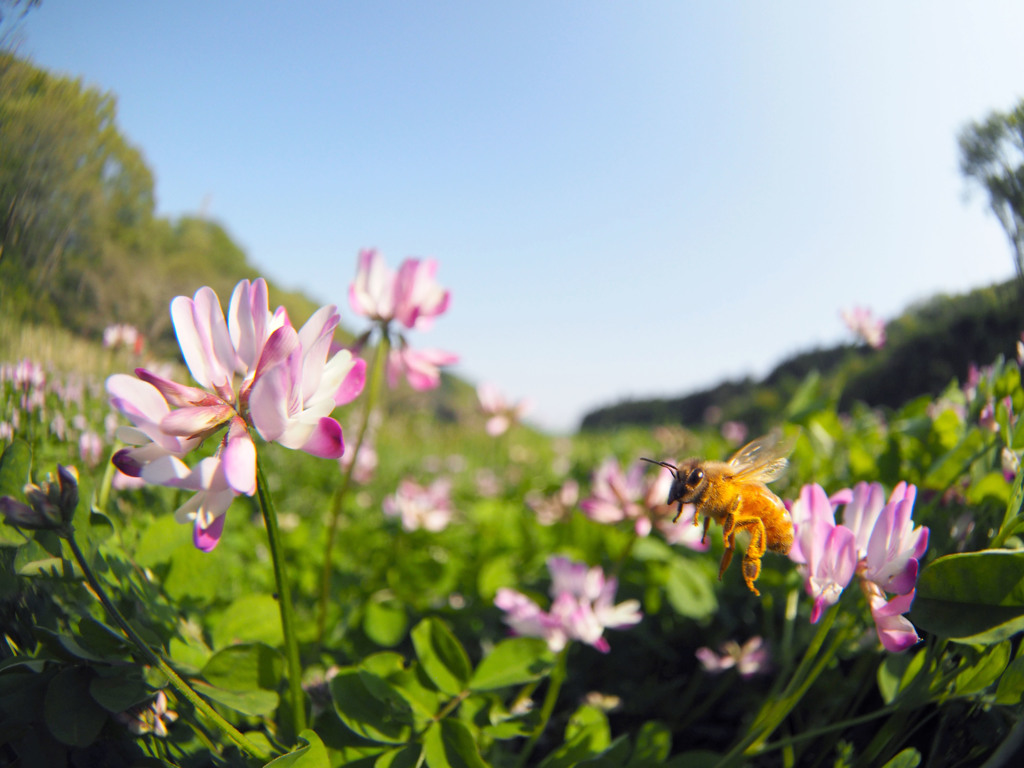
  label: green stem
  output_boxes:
[316,332,390,643]
[757,703,899,755]
[515,645,569,768]
[63,533,270,761]
[717,606,844,767]
[255,455,307,738]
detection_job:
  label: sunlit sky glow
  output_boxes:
[18,1,1024,431]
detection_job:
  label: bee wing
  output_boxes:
[727,432,794,484]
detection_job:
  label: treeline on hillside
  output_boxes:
[0,53,322,354]
[581,280,1021,433]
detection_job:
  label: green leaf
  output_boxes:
[88,668,152,713]
[0,439,32,499]
[264,729,330,768]
[164,542,224,602]
[168,637,211,674]
[476,554,516,601]
[201,642,282,691]
[211,594,284,648]
[997,463,1024,545]
[133,514,185,567]
[375,746,422,768]
[88,507,114,540]
[44,667,108,747]
[952,642,1011,697]
[881,747,921,768]
[877,650,926,705]
[364,598,408,648]
[910,550,1024,644]
[470,637,553,691]
[422,720,487,768]
[538,705,611,768]
[191,680,279,716]
[76,616,129,658]
[628,721,672,766]
[411,617,471,695]
[330,668,413,745]
[663,557,717,620]
[17,556,68,577]
[995,654,1024,705]
[578,736,631,767]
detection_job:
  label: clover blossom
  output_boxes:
[580,457,663,537]
[791,484,858,623]
[116,692,178,738]
[477,382,531,436]
[494,556,642,653]
[841,306,886,349]
[696,636,770,678]
[107,278,365,550]
[348,249,457,391]
[103,323,143,354]
[387,344,459,392]
[383,477,454,532]
[580,458,707,550]
[526,479,579,526]
[790,481,928,651]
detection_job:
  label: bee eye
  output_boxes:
[687,468,704,486]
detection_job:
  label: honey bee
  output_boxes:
[642,433,794,596]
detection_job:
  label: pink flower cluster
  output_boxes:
[790,482,929,652]
[477,382,531,436]
[495,556,642,653]
[103,323,144,354]
[349,249,457,391]
[841,306,886,349]
[107,279,366,551]
[383,477,455,532]
[580,458,709,549]
[696,636,770,678]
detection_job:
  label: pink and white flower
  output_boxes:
[383,477,455,532]
[477,382,531,436]
[107,278,365,549]
[696,636,770,678]
[581,458,708,550]
[790,481,929,650]
[348,250,457,391]
[841,306,886,349]
[387,345,459,392]
[495,556,642,653]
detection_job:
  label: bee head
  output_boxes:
[640,457,705,512]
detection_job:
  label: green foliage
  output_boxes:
[581,280,1021,434]
[0,53,331,357]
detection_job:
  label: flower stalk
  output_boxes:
[255,455,307,738]
[317,333,390,642]
[514,646,569,768]
[63,533,270,761]
[717,605,845,766]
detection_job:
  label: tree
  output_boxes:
[959,102,1024,299]
[0,53,155,330]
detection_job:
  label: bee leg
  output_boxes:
[733,516,767,597]
[718,504,739,580]
[701,516,712,544]
[718,546,734,581]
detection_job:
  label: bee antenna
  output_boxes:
[640,457,678,475]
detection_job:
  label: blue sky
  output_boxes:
[17,1,1024,431]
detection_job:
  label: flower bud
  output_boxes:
[0,465,80,534]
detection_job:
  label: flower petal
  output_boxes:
[299,417,345,459]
